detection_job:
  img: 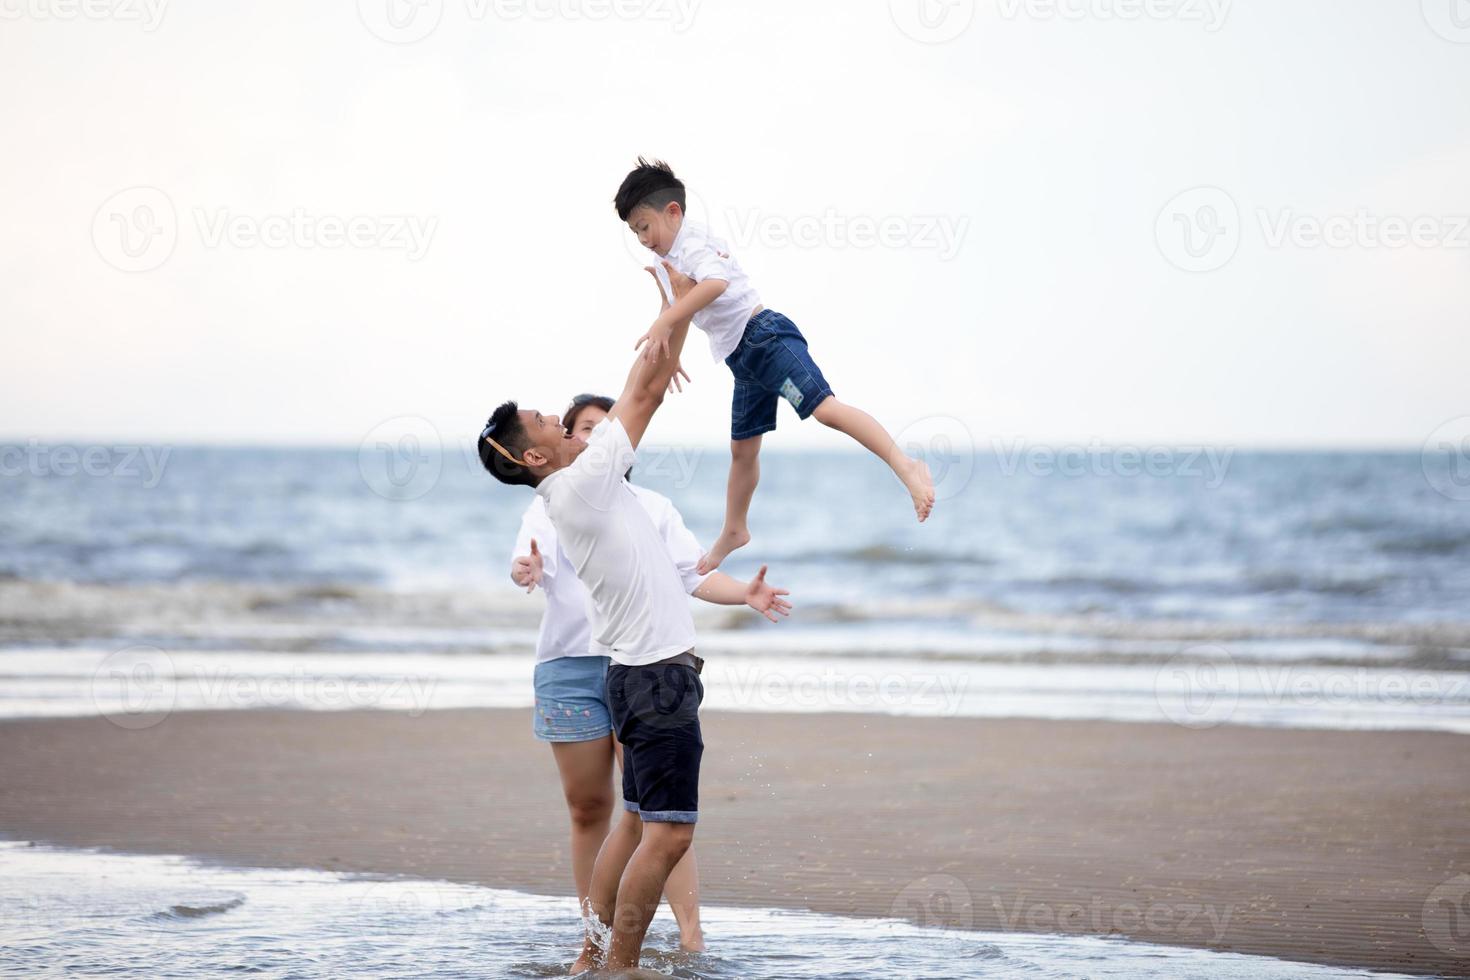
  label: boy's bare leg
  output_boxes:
[812,396,935,521]
[605,822,696,969]
[663,846,705,952]
[696,436,761,574]
[569,809,643,973]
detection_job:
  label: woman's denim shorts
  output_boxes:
[532,655,613,742]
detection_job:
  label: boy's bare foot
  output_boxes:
[900,457,935,522]
[679,928,707,953]
[696,527,750,574]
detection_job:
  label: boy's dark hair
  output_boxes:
[614,157,685,222]
[478,400,538,488]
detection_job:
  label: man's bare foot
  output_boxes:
[899,457,935,522]
[569,950,596,975]
[696,527,750,574]
[679,929,707,953]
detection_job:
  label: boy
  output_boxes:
[615,158,935,574]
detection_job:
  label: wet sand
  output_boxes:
[0,709,1466,976]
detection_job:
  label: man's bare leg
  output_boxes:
[663,846,704,952]
[550,738,616,905]
[811,396,935,521]
[696,435,761,574]
[569,809,642,973]
[605,821,696,969]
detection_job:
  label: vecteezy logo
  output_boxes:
[1423,873,1470,956]
[895,415,975,502]
[92,187,178,272]
[1423,416,1470,502]
[359,416,443,501]
[357,0,443,43]
[1154,644,1239,729]
[1422,0,1470,43]
[889,0,975,43]
[90,645,177,730]
[889,873,974,929]
[1155,186,1241,273]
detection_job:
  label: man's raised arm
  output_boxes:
[610,261,697,449]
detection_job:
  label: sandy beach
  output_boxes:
[1,708,1465,976]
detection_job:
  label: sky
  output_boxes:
[1,0,1467,451]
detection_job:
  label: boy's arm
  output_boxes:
[693,566,792,624]
[609,262,697,449]
[636,278,727,363]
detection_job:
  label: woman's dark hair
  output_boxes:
[563,393,632,483]
[563,393,615,434]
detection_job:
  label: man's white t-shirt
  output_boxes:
[535,417,700,666]
[652,218,762,363]
[513,485,707,664]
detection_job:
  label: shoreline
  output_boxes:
[1,708,1466,976]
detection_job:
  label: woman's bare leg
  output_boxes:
[811,396,934,520]
[550,737,616,906]
[663,846,705,951]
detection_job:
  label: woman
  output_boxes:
[509,392,705,952]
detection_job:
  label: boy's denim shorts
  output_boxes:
[606,659,704,824]
[724,310,833,441]
[532,655,613,742]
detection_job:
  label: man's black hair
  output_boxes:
[614,157,686,222]
[478,400,538,488]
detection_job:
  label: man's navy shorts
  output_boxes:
[724,309,834,441]
[606,659,704,824]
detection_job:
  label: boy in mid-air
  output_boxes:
[616,158,936,573]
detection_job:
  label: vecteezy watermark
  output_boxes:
[1155,186,1241,273]
[1155,650,1469,730]
[193,209,437,261]
[91,187,437,272]
[995,0,1231,31]
[723,209,970,261]
[92,186,178,273]
[1257,210,1470,252]
[1421,0,1470,43]
[1423,873,1470,957]
[0,0,168,29]
[357,0,699,44]
[889,0,976,43]
[1154,645,1239,729]
[1157,186,1470,272]
[890,874,975,929]
[897,415,977,502]
[190,666,438,716]
[719,664,969,716]
[0,442,171,488]
[993,439,1235,489]
[360,416,443,502]
[1422,416,1470,502]
[91,645,177,730]
[992,894,1234,942]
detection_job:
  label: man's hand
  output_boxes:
[635,315,675,364]
[510,538,543,593]
[667,361,691,395]
[744,565,792,623]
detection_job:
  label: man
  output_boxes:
[478,263,792,970]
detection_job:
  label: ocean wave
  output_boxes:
[155,893,247,920]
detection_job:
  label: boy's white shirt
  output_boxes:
[529,418,706,666]
[654,218,763,362]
